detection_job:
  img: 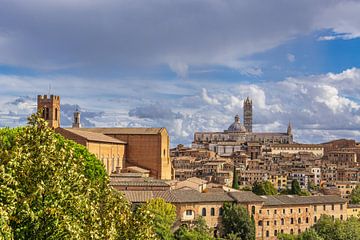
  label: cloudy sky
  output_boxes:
[1,0,360,146]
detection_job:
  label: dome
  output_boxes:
[227,115,246,132]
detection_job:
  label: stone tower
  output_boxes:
[287,121,292,136]
[243,97,252,132]
[72,109,81,128]
[37,95,60,128]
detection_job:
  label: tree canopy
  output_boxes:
[222,202,255,240]
[350,184,360,204]
[252,181,277,195]
[0,114,156,239]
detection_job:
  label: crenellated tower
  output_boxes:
[243,97,252,132]
[37,94,60,128]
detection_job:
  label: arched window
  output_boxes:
[219,207,223,216]
[55,108,58,121]
[340,215,343,220]
[281,218,284,225]
[202,208,206,216]
[274,230,278,236]
[266,231,269,237]
[258,220,263,226]
[210,208,215,216]
[291,218,294,224]
[314,216,317,223]
[251,206,255,215]
[298,218,301,224]
[306,217,309,223]
[290,229,294,234]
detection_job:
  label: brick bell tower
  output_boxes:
[37,95,60,128]
[243,97,252,132]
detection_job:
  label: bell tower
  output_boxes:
[72,109,81,128]
[37,95,60,128]
[243,97,252,132]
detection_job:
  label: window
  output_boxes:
[186,210,192,216]
[314,216,317,223]
[314,205,317,212]
[267,210,270,215]
[290,229,294,235]
[55,108,58,121]
[290,209,293,213]
[281,218,284,225]
[306,208,308,213]
[298,229,301,234]
[274,230,278,236]
[291,218,294,224]
[267,221,270,226]
[340,215,343,220]
[211,208,215,216]
[258,221,263,226]
[298,218,301,224]
[219,207,223,216]
[259,210,262,214]
[274,220,277,226]
[252,206,255,215]
[332,204,335,210]
[266,231,269,237]
[306,217,309,223]
[340,204,343,210]
[283,209,286,214]
[202,208,206,216]
[281,230,284,234]
[323,205,326,211]
[274,209,277,214]
[298,208,301,213]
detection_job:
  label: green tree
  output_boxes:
[136,198,176,240]
[298,229,324,240]
[290,180,302,195]
[349,184,360,204]
[252,181,277,195]
[0,114,156,240]
[174,217,214,240]
[313,215,343,240]
[232,166,239,190]
[222,202,255,240]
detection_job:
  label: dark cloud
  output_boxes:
[0,0,353,76]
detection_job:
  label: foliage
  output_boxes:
[136,198,176,240]
[0,114,156,239]
[232,166,239,190]
[222,202,255,240]
[290,180,302,195]
[174,217,214,240]
[252,181,277,195]
[349,184,360,204]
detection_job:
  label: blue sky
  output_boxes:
[1,0,360,146]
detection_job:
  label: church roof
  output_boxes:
[58,128,126,144]
[76,127,165,135]
[227,115,246,132]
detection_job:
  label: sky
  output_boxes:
[1,0,360,146]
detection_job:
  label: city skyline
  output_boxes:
[1,1,360,145]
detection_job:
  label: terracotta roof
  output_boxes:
[229,191,264,203]
[262,195,347,206]
[76,127,165,135]
[59,128,126,144]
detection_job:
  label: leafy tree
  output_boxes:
[278,233,297,240]
[313,215,343,240]
[349,184,360,204]
[0,114,156,240]
[252,181,277,195]
[232,166,239,190]
[290,180,302,195]
[136,198,176,240]
[222,202,255,240]
[174,217,214,240]
[298,229,324,240]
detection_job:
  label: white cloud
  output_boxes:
[287,53,296,63]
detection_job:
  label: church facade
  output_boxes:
[192,97,293,156]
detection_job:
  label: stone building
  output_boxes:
[38,94,172,180]
[192,97,293,155]
[123,189,348,240]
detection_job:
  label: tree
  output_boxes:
[290,180,302,195]
[222,202,255,240]
[298,229,324,240]
[232,166,239,190]
[0,114,156,240]
[135,198,176,240]
[349,184,360,204]
[174,217,214,240]
[252,181,277,195]
[313,215,343,240]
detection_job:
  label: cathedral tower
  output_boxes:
[243,97,252,132]
[37,95,60,128]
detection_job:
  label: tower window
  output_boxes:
[55,108,58,121]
